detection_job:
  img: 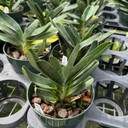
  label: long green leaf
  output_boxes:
[81,24,98,41]
[63,44,80,81]
[36,88,57,102]
[24,19,40,37]
[66,54,93,84]
[72,60,99,86]
[0,9,23,34]
[0,33,22,47]
[68,76,94,96]
[49,56,63,81]
[22,66,55,89]
[27,49,41,72]
[37,59,63,85]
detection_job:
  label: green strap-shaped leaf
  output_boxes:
[86,40,98,55]
[26,0,45,25]
[30,22,51,36]
[63,44,80,81]
[55,23,74,48]
[36,87,57,102]
[72,60,99,86]
[0,23,23,45]
[82,5,99,22]
[66,55,93,84]
[81,24,99,41]
[49,0,60,8]
[26,29,58,41]
[0,10,23,34]
[22,66,55,90]
[12,0,24,10]
[37,59,63,85]
[97,31,114,42]
[80,33,101,49]
[49,56,63,81]
[0,33,22,47]
[36,40,46,56]
[80,31,113,50]
[58,34,73,58]
[27,49,41,72]
[46,2,69,23]
[62,3,77,12]
[86,42,112,62]
[65,24,80,45]
[24,19,40,38]
[68,76,94,97]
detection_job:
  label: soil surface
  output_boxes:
[31,89,92,118]
[7,44,50,60]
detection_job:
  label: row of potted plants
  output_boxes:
[0,0,115,127]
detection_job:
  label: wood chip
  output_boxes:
[81,95,91,103]
[41,103,47,110]
[31,97,41,104]
[12,51,20,59]
[43,105,54,114]
[19,55,27,60]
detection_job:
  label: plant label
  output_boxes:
[62,55,68,65]
[4,7,9,13]
[34,103,44,115]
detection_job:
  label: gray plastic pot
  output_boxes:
[3,43,51,74]
[27,83,95,128]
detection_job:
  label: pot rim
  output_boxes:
[3,43,51,62]
[5,5,24,14]
[27,83,95,121]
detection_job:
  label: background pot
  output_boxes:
[8,5,23,24]
[27,83,95,128]
[117,10,128,26]
[3,43,51,74]
[0,40,5,53]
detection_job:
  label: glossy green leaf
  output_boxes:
[24,19,40,38]
[36,87,57,102]
[22,66,55,90]
[0,9,23,34]
[63,44,80,81]
[68,76,94,96]
[27,49,41,72]
[37,59,63,85]
[49,56,63,81]
[72,60,99,86]
[81,24,98,41]
[80,33,101,48]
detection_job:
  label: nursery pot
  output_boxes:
[27,83,95,128]
[51,44,61,58]
[0,40,5,53]
[3,43,51,74]
[8,5,23,24]
[118,10,128,27]
[96,16,106,33]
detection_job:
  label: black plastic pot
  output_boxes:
[8,5,23,24]
[3,43,51,74]
[21,2,30,12]
[27,83,95,128]
[0,40,5,53]
[96,16,106,33]
[118,10,128,27]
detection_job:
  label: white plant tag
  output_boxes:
[34,103,44,115]
[4,7,9,13]
[62,55,68,65]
